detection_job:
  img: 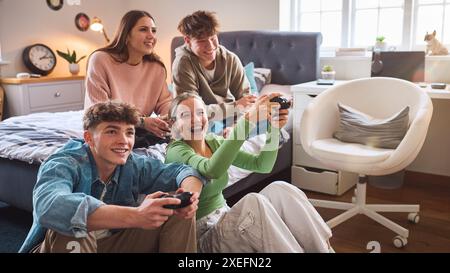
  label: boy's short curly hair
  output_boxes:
[83,101,140,130]
[177,10,220,39]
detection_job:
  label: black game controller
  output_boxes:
[270,96,291,110]
[162,192,193,209]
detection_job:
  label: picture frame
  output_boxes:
[75,13,90,32]
[46,0,63,11]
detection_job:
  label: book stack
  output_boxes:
[335,48,367,57]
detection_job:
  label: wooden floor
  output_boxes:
[229,170,450,253]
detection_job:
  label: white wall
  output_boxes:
[0,0,128,77]
[0,0,278,78]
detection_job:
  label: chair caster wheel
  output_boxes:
[408,213,419,224]
[393,235,407,248]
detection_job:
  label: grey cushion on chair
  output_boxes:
[333,103,409,149]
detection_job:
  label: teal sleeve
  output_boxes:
[165,118,255,179]
[231,126,280,173]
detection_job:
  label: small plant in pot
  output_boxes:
[375,36,387,51]
[321,65,335,80]
[56,49,86,75]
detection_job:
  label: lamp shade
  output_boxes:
[90,17,104,32]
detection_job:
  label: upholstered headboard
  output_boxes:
[171,31,322,85]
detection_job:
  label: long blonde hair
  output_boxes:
[168,91,205,141]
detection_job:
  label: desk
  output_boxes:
[290,80,361,195]
[292,80,450,99]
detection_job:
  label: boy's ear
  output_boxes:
[433,30,437,36]
[84,130,93,146]
[184,36,191,46]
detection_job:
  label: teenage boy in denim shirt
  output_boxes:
[19,102,206,253]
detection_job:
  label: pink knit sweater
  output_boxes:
[84,51,172,116]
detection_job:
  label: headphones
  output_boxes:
[371,51,383,75]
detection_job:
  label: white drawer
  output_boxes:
[293,93,315,145]
[28,81,83,109]
[291,166,358,196]
[293,144,333,170]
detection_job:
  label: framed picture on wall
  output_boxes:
[46,0,63,11]
[75,13,90,32]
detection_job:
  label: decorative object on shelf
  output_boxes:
[374,36,387,51]
[67,0,81,5]
[321,65,335,81]
[90,17,111,43]
[75,13,90,32]
[46,0,63,11]
[22,43,57,76]
[424,30,449,56]
[56,49,86,75]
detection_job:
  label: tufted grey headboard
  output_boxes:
[171,31,322,85]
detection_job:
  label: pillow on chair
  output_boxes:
[333,103,409,149]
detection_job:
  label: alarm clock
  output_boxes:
[22,44,57,76]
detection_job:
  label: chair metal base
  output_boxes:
[309,177,419,247]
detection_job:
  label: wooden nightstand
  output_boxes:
[0,75,85,118]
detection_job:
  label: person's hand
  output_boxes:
[144,117,171,139]
[269,108,289,128]
[236,94,257,109]
[266,93,290,128]
[173,188,200,219]
[222,126,233,139]
[244,93,281,124]
[134,191,181,229]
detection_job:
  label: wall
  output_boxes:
[320,56,450,177]
[125,0,279,78]
[0,0,128,77]
[0,0,278,78]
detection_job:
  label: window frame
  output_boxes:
[283,0,450,51]
[412,0,450,50]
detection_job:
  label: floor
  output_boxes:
[307,171,450,253]
[0,201,32,253]
[1,171,449,253]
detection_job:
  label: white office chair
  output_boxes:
[300,77,433,248]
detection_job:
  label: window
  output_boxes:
[352,0,404,47]
[280,0,450,51]
[298,0,343,47]
[414,0,450,46]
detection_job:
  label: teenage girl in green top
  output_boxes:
[165,92,332,253]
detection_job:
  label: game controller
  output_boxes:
[270,96,292,110]
[162,192,193,209]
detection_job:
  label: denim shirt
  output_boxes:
[19,139,206,253]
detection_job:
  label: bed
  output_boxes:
[0,31,322,212]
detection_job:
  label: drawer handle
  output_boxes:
[54,92,61,98]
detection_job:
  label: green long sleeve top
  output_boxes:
[165,118,280,219]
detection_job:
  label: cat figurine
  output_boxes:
[424,30,449,56]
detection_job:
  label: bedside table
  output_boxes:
[0,75,85,118]
[291,80,358,195]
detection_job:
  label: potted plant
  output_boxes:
[56,49,86,75]
[321,65,335,80]
[375,36,387,51]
